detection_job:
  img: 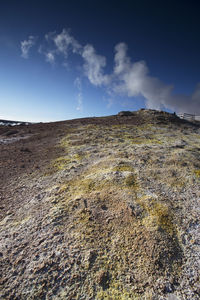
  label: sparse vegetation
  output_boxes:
[0,109,199,299]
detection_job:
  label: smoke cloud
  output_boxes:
[112,43,200,114]
[21,29,200,114]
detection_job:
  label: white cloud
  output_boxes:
[38,42,56,65]
[51,29,81,57]
[82,44,110,86]
[21,36,36,59]
[41,29,82,66]
[45,51,55,64]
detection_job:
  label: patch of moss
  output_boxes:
[194,169,200,177]
[13,216,31,226]
[0,216,31,227]
[73,152,85,161]
[96,285,138,300]
[79,179,97,194]
[84,124,99,130]
[131,137,162,145]
[60,135,71,149]
[124,174,138,189]
[53,157,71,170]
[52,152,85,172]
[113,163,134,172]
[139,197,175,236]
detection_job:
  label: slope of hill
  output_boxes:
[0,110,199,299]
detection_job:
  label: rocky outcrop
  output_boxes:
[118,111,134,116]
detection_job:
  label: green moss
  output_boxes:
[124,174,137,189]
[139,197,175,236]
[52,152,85,172]
[0,216,31,227]
[60,135,71,149]
[13,216,31,226]
[74,153,84,161]
[79,179,97,193]
[194,169,200,177]
[53,157,71,170]
[131,137,162,145]
[84,124,99,130]
[113,164,134,172]
[96,285,138,300]
[150,203,174,235]
[110,131,162,145]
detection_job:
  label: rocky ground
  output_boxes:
[0,109,199,299]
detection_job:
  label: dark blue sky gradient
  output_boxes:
[0,0,200,121]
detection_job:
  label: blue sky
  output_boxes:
[0,0,200,122]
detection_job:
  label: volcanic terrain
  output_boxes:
[0,109,199,299]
